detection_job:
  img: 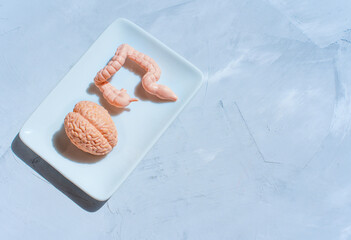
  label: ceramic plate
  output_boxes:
[19,18,203,201]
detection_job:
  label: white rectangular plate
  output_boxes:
[20,18,203,201]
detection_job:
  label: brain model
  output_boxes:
[64,101,118,155]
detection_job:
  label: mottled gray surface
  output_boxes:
[1,0,351,239]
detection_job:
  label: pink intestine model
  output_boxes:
[64,101,118,155]
[94,44,178,108]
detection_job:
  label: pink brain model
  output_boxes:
[64,101,118,155]
[94,43,178,108]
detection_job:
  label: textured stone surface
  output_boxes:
[2,0,351,239]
